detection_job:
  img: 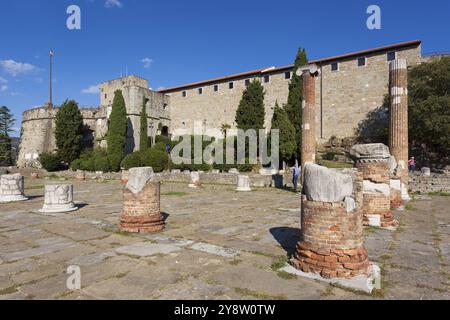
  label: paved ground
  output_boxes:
[0,177,449,300]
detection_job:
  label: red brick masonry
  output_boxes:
[356,161,397,228]
[119,181,165,233]
[292,198,370,279]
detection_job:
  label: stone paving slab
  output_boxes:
[0,178,449,300]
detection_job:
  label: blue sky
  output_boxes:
[1,0,449,136]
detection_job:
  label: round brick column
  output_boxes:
[389,59,409,199]
[119,167,165,233]
[357,160,396,228]
[292,196,369,279]
[301,70,316,177]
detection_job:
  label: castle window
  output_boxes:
[264,75,270,83]
[331,62,339,72]
[229,82,234,89]
[214,84,219,92]
[104,94,107,99]
[387,51,396,61]
[358,57,366,67]
[182,91,187,97]
[198,88,203,95]
[245,79,250,87]
[285,71,291,79]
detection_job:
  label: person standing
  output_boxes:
[292,164,301,192]
[408,157,416,172]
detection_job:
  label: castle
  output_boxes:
[18,40,430,167]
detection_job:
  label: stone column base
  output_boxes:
[292,241,370,279]
[0,195,28,203]
[39,204,78,213]
[363,211,398,229]
[119,214,165,233]
[236,186,252,192]
[188,183,201,188]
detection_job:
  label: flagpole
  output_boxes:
[49,49,53,110]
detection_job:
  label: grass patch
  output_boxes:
[25,184,45,190]
[0,285,18,295]
[404,204,415,211]
[229,259,242,266]
[271,256,288,271]
[234,287,287,300]
[427,191,450,197]
[317,160,353,169]
[320,286,335,298]
[115,271,130,279]
[276,271,297,280]
[161,191,188,197]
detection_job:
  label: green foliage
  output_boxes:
[355,94,389,145]
[0,106,15,165]
[409,58,450,166]
[54,99,84,164]
[284,48,308,161]
[270,102,296,167]
[107,90,128,171]
[0,106,15,136]
[70,149,109,172]
[322,152,336,161]
[170,135,213,171]
[121,151,142,170]
[235,80,265,131]
[40,153,63,172]
[139,97,149,152]
[141,148,168,173]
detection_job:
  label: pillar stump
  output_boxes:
[236,175,251,192]
[39,184,77,213]
[119,167,165,233]
[389,156,404,209]
[350,144,397,229]
[188,171,201,188]
[292,164,371,279]
[389,59,410,201]
[0,174,28,203]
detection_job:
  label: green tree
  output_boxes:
[0,106,15,165]
[235,80,265,131]
[220,123,231,139]
[54,100,83,164]
[284,48,308,161]
[107,90,128,171]
[139,97,149,152]
[409,57,450,166]
[271,102,296,167]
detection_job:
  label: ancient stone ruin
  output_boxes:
[39,184,77,213]
[236,175,251,192]
[0,173,28,203]
[188,171,201,188]
[119,167,165,233]
[350,144,397,229]
[292,164,372,279]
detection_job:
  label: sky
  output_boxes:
[0,0,449,137]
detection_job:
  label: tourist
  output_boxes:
[408,157,416,172]
[292,164,300,192]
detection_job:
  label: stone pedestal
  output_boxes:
[350,144,397,229]
[119,167,164,233]
[421,167,431,176]
[0,174,28,203]
[236,175,251,192]
[389,59,410,200]
[188,171,201,188]
[292,164,373,280]
[300,69,317,177]
[390,178,404,209]
[39,184,77,213]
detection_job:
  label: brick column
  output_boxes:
[292,164,370,279]
[119,167,165,233]
[301,69,317,178]
[389,59,410,200]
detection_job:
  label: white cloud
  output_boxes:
[142,57,154,68]
[82,84,100,94]
[105,0,123,8]
[0,76,7,84]
[0,85,7,92]
[0,59,37,77]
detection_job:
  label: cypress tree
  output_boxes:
[54,100,84,164]
[0,106,15,165]
[235,80,265,131]
[107,90,128,171]
[284,48,308,161]
[271,101,296,167]
[139,97,149,152]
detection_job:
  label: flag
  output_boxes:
[50,50,53,56]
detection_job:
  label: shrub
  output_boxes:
[94,155,110,172]
[40,153,63,172]
[142,148,168,173]
[121,152,142,170]
[69,149,109,172]
[322,152,336,161]
[107,90,128,172]
[70,158,83,171]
